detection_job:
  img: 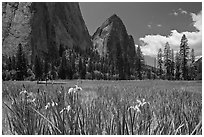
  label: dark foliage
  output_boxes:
[16,43,28,80]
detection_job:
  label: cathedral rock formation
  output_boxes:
[92,14,136,59]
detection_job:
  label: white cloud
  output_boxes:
[139,10,202,57]
[191,11,202,31]
[171,8,188,16]
[178,8,188,14]
[173,11,178,16]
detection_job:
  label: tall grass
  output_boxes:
[2,81,202,135]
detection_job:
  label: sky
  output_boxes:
[79,2,202,59]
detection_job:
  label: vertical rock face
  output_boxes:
[2,2,92,62]
[92,14,136,60]
[2,2,32,58]
[30,2,92,61]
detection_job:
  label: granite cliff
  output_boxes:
[2,2,32,58]
[30,2,91,61]
[2,2,92,62]
[3,3,135,65]
[92,14,136,79]
[92,14,136,60]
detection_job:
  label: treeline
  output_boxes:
[3,34,201,81]
[2,43,147,81]
[157,34,202,80]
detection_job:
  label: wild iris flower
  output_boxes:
[60,105,71,114]
[68,85,82,94]
[128,105,141,113]
[129,98,149,113]
[20,90,27,95]
[45,102,51,110]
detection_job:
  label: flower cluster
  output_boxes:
[45,102,51,110]
[128,105,141,112]
[128,98,149,113]
[45,101,58,110]
[20,90,27,95]
[68,85,82,94]
[19,89,37,105]
[60,105,71,114]
[136,98,149,107]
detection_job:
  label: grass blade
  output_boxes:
[30,106,62,134]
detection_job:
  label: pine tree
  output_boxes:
[34,55,43,80]
[180,34,190,80]
[190,48,195,64]
[147,68,151,79]
[171,49,175,80]
[7,56,12,71]
[136,45,144,80]
[11,55,16,70]
[175,51,181,80]
[16,43,27,80]
[43,58,49,79]
[71,52,76,78]
[59,44,65,57]
[78,57,83,79]
[157,48,163,79]
[163,42,172,80]
[67,60,72,79]
[87,58,93,73]
[81,58,87,79]
[59,50,72,79]
[189,48,196,80]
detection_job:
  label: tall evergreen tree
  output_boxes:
[43,58,49,79]
[180,34,190,80]
[78,57,83,79]
[34,55,43,80]
[157,48,163,79]
[123,54,130,79]
[71,52,76,78]
[163,42,172,80]
[175,51,181,80]
[81,59,87,79]
[59,55,66,79]
[190,48,195,64]
[171,49,175,80]
[189,48,196,80]
[136,44,144,80]
[87,58,93,72]
[7,56,12,71]
[67,60,73,79]
[59,44,65,57]
[58,50,71,79]
[16,43,27,80]
[147,68,151,79]
[87,58,93,79]
[12,55,16,70]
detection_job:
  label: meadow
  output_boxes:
[2,80,202,135]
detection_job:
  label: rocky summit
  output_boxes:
[92,14,136,60]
